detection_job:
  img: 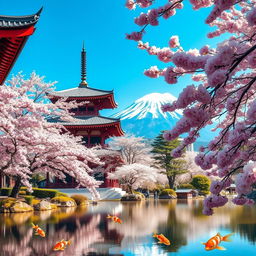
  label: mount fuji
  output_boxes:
[111,92,217,150]
[112,93,182,138]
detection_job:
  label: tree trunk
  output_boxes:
[10,177,22,198]
[127,185,133,194]
[168,176,175,189]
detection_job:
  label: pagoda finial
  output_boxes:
[79,41,87,87]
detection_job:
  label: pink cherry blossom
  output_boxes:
[126,31,143,41]
[164,67,177,84]
[157,48,173,63]
[125,0,136,10]
[200,45,210,55]
[144,66,160,78]
[135,13,148,26]
[169,35,180,48]
[246,7,256,26]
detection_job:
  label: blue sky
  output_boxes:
[2,0,219,115]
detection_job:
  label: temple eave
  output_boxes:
[49,94,117,109]
[0,8,42,85]
[0,36,28,85]
[63,122,124,136]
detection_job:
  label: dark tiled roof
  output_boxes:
[0,8,42,29]
[49,85,113,98]
[48,115,120,126]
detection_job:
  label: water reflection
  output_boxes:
[0,199,255,256]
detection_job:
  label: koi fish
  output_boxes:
[202,232,234,251]
[153,233,171,246]
[53,239,71,251]
[31,223,45,238]
[106,214,122,224]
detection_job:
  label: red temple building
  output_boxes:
[0,9,42,188]
[46,46,124,188]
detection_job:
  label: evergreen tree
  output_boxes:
[151,131,187,189]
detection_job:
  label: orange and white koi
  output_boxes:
[31,223,45,238]
[106,214,122,224]
[153,233,171,246]
[202,232,234,251]
[53,239,71,251]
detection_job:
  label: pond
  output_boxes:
[0,199,255,256]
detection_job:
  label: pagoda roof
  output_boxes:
[0,8,42,85]
[49,115,120,126]
[48,115,124,137]
[49,85,113,98]
[0,8,42,29]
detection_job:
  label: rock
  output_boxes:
[50,196,77,207]
[10,201,33,213]
[33,200,53,211]
[121,193,144,201]
[0,198,33,213]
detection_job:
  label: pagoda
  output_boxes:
[46,45,124,188]
[0,9,42,188]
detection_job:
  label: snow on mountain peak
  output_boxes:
[112,92,182,120]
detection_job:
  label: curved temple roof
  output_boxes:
[48,115,124,137]
[0,8,42,85]
[0,8,42,29]
[49,115,121,126]
[48,85,118,109]
[49,86,113,98]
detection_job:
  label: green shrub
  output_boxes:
[190,175,211,192]
[178,184,195,189]
[155,184,170,192]
[24,195,35,205]
[19,190,27,196]
[133,191,145,199]
[31,188,59,198]
[1,187,63,199]
[71,194,88,206]
[51,196,75,203]
[0,188,12,196]
[159,189,177,197]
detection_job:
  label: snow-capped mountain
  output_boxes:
[111,92,182,138]
[112,93,182,120]
[111,92,217,150]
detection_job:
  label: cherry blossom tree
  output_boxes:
[108,135,154,165]
[0,73,102,198]
[176,151,216,185]
[125,0,256,214]
[108,163,167,193]
[91,146,124,174]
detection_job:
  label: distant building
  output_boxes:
[0,9,42,188]
[46,45,124,188]
[225,184,236,194]
[176,189,198,199]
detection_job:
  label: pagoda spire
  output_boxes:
[79,41,88,87]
